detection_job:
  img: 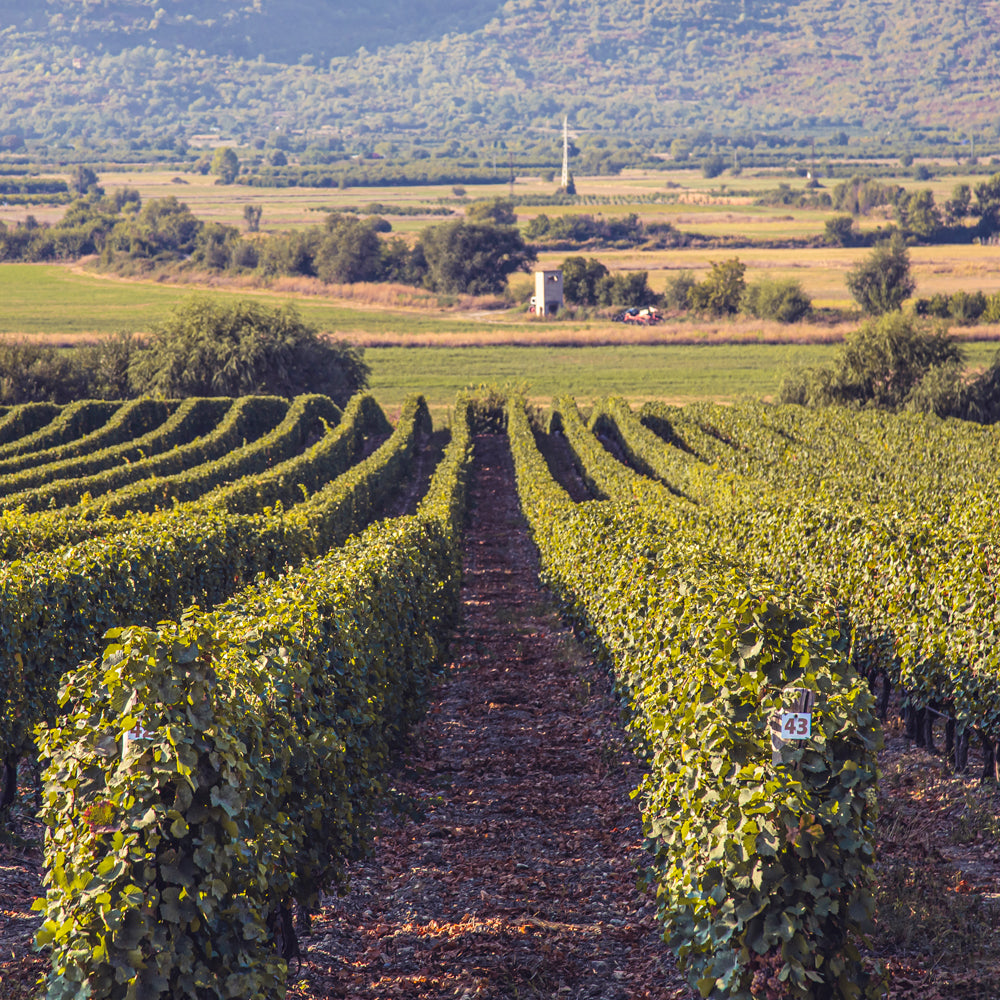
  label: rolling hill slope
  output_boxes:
[0,0,997,148]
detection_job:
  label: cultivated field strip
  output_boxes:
[0,401,61,448]
[608,398,1000,772]
[0,399,121,461]
[0,398,228,498]
[0,393,431,787]
[70,393,335,517]
[200,392,388,515]
[508,396,880,999]
[0,393,383,561]
[32,395,473,999]
[0,395,286,514]
[0,398,178,481]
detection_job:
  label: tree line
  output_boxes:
[0,187,536,298]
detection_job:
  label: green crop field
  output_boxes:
[0,263,531,339]
[366,341,1000,418]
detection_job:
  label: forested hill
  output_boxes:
[2,0,999,150]
[0,0,506,61]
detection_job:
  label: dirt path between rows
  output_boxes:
[287,432,693,999]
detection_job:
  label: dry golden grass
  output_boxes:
[344,316,860,348]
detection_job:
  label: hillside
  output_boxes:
[0,0,505,61]
[1,0,999,151]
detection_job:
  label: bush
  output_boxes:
[948,290,987,324]
[778,313,963,409]
[127,297,369,404]
[914,293,952,319]
[904,360,969,417]
[662,270,696,310]
[845,235,915,315]
[741,278,812,323]
[74,331,142,399]
[0,340,93,404]
[688,258,746,316]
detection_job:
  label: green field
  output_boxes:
[366,340,1000,416]
[0,264,511,339]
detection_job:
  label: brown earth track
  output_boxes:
[286,432,692,999]
[380,429,449,520]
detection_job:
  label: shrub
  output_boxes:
[127,296,369,404]
[914,293,952,319]
[741,278,812,323]
[845,235,915,315]
[662,270,696,310]
[904,360,969,417]
[688,258,746,316]
[0,340,91,404]
[948,290,987,324]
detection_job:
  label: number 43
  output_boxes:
[781,712,811,739]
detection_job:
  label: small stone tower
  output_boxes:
[533,269,563,317]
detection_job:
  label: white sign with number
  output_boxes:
[780,712,812,739]
[122,718,155,755]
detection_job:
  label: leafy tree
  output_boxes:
[832,176,900,216]
[596,270,657,308]
[416,220,535,295]
[314,215,385,284]
[701,154,726,178]
[191,222,242,270]
[943,183,972,225]
[243,204,263,232]
[465,198,516,226]
[895,189,941,239]
[662,270,696,310]
[255,228,323,277]
[845,236,915,315]
[779,313,962,409]
[104,196,203,261]
[71,165,101,196]
[688,258,746,315]
[127,297,369,404]
[560,256,609,306]
[972,172,1000,236]
[741,278,811,323]
[211,147,240,184]
[824,214,858,247]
